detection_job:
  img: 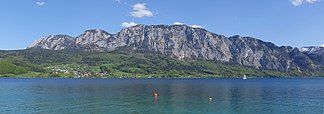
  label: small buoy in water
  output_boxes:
[209,97,213,101]
[154,92,158,97]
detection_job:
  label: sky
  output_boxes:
[0,0,323,50]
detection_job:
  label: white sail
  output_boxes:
[243,74,247,79]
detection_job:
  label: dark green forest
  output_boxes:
[0,49,323,78]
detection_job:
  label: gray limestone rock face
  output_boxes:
[28,35,73,50]
[27,24,323,71]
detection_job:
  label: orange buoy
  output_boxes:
[154,92,158,97]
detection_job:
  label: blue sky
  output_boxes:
[0,0,323,50]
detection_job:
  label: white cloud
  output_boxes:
[130,3,153,18]
[190,25,203,28]
[173,22,204,28]
[291,0,319,6]
[115,0,121,3]
[121,22,138,27]
[320,44,324,47]
[306,0,319,3]
[36,1,45,6]
[173,22,184,25]
[291,0,303,6]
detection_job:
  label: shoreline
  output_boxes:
[1,76,323,79]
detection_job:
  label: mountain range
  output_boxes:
[28,24,324,72]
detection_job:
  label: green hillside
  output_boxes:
[0,49,323,78]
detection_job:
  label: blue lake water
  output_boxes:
[0,78,324,114]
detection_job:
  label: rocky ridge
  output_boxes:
[28,24,323,71]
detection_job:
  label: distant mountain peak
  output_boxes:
[298,44,324,60]
[27,34,73,50]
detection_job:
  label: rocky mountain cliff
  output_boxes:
[299,46,324,67]
[28,24,323,71]
[299,46,324,55]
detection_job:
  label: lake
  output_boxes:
[0,78,324,114]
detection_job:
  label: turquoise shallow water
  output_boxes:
[0,78,324,114]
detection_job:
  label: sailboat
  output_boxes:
[243,74,247,80]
